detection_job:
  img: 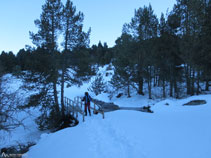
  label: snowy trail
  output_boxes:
[27,112,147,158]
[85,116,144,158]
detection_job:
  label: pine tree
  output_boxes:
[200,1,211,91]
[155,12,183,98]
[111,33,136,98]
[89,73,106,96]
[30,0,63,119]
[61,0,91,117]
[126,4,158,98]
[0,51,17,73]
[174,0,205,95]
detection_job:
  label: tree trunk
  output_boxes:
[53,78,59,113]
[61,58,65,118]
[191,68,195,96]
[205,78,209,91]
[196,70,200,95]
[162,79,166,98]
[51,14,60,115]
[51,51,60,115]
[153,68,157,87]
[148,66,152,99]
[170,78,173,97]
[127,83,131,98]
[174,78,178,98]
[153,75,156,87]
[185,65,191,95]
[138,77,144,95]
[158,76,162,87]
[148,80,152,99]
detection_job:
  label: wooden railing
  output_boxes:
[64,96,105,122]
[64,96,85,121]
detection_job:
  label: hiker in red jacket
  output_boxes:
[82,92,92,116]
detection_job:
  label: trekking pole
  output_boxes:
[103,111,105,119]
[83,114,85,122]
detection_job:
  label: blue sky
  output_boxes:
[0,0,176,54]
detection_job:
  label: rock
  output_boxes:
[92,99,120,112]
[183,100,207,106]
[92,99,153,113]
[142,106,154,113]
[116,93,123,98]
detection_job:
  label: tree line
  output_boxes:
[111,0,211,99]
[1,0,211,130]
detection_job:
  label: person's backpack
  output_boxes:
[88,95,92,102]
[85,95,92,103]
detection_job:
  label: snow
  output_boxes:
[27,93,211,158]
[63,64,114,99]
[1,66,211,158]
[112,94,157,107]
[0,109,45,148]
[0,74,44,149]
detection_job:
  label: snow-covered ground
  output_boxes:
[0,109,44,149]
[0,74,43,149]
[27,65,211,158]
[27,94,211,158]
[1,66,211,158]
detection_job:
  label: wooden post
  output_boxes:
[71,99,74,115]
[66,98,68,114]
[70,99,72,115]
[66,98,68,115]
[64,97,66,115]
[71,100,73,115]
[73,100,75,117]
[83,114,85,122]
[76,97,78,118]
[69,100,71,115]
